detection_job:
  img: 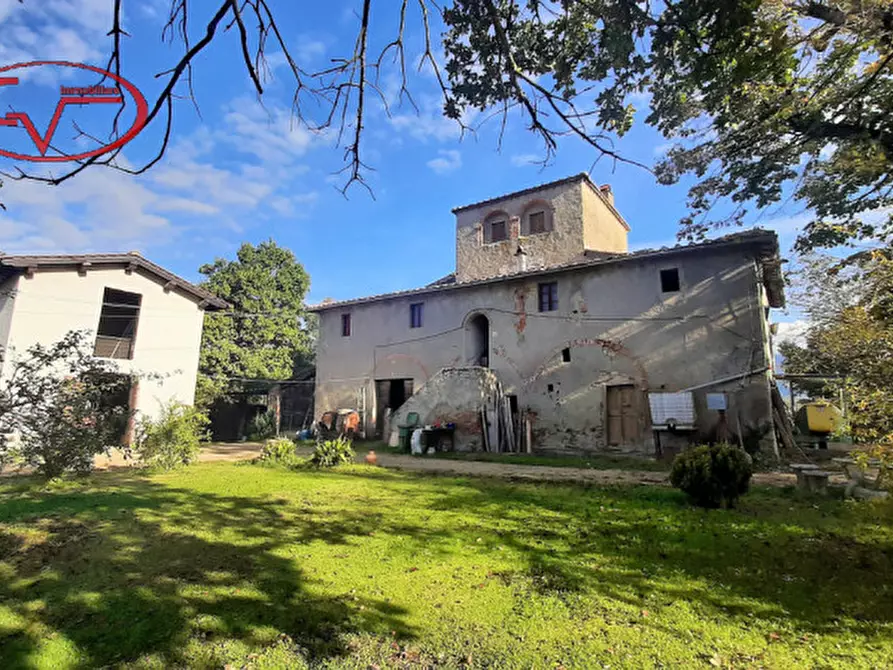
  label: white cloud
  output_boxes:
[0,91,326,255]
[218,97,319,165]
[775,319,809,348]
[0,1,109,74]
[510,153,542,167]
[389,95,475,143]
[426,149,461,175]
[269,192,319,216]
[153,198,220,215]
[0,168,172,253]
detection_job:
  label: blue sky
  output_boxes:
[0,0,806,339]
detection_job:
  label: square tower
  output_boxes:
[452,173,629,283]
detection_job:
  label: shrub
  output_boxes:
[0,330,131,478]
[260,437,299,465]
[132,402,209,470]
[853,444,893,492]
[247,409,276,441]
[310,437,354,468]
[670,443,753,508]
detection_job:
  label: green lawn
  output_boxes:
[1,464,891,669]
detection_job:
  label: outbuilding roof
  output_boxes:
[309,228,785,312]
[0,252,228,309]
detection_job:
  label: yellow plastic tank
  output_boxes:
[802,401,843,434]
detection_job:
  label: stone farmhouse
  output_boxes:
[310,174,785,456]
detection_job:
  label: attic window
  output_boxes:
[562,347,571,363]
[341,313,352,337]
[485,218,507,243]
[521,204,553,235]
[528,211,547,234]
[660,268,680,293]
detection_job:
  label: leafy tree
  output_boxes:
[0,330,132,477]
[780,251,893,444]
[197,240,313,407]
[7,1,890,253]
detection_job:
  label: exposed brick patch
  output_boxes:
[514,287,527,333]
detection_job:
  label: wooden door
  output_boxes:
[606,385,644,447]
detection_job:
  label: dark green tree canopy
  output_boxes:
[198,240,313,401]
[442,0,893,253]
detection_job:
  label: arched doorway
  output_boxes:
[466,313,489,367]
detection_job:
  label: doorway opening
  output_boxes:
[374,378,414,438]
[466,313,490,367]
[606,384,645,447]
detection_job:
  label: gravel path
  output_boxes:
[192,443,816,488]
[6,442,833,488]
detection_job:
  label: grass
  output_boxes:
[0,464,891,668]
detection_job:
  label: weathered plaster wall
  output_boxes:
[581,183,629,254]
[314,245,776,455]
[0,267,207,422]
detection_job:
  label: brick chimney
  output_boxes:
[599,184,614,207]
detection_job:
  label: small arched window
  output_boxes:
[521,201,553,236]
[483,211,509,243]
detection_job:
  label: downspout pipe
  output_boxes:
[678,366,770,393]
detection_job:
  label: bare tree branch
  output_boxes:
[1,0,646,201]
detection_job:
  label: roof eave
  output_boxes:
[0,254,228,310]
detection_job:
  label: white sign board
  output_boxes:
[706,393,728,411]
[648,392,695,426]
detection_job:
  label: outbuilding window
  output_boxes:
[93,287,141,360]
[341,313,352,337]
[660,268,680,293]
[410,302,424,328]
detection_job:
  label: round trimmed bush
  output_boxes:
[670,443,753,508]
